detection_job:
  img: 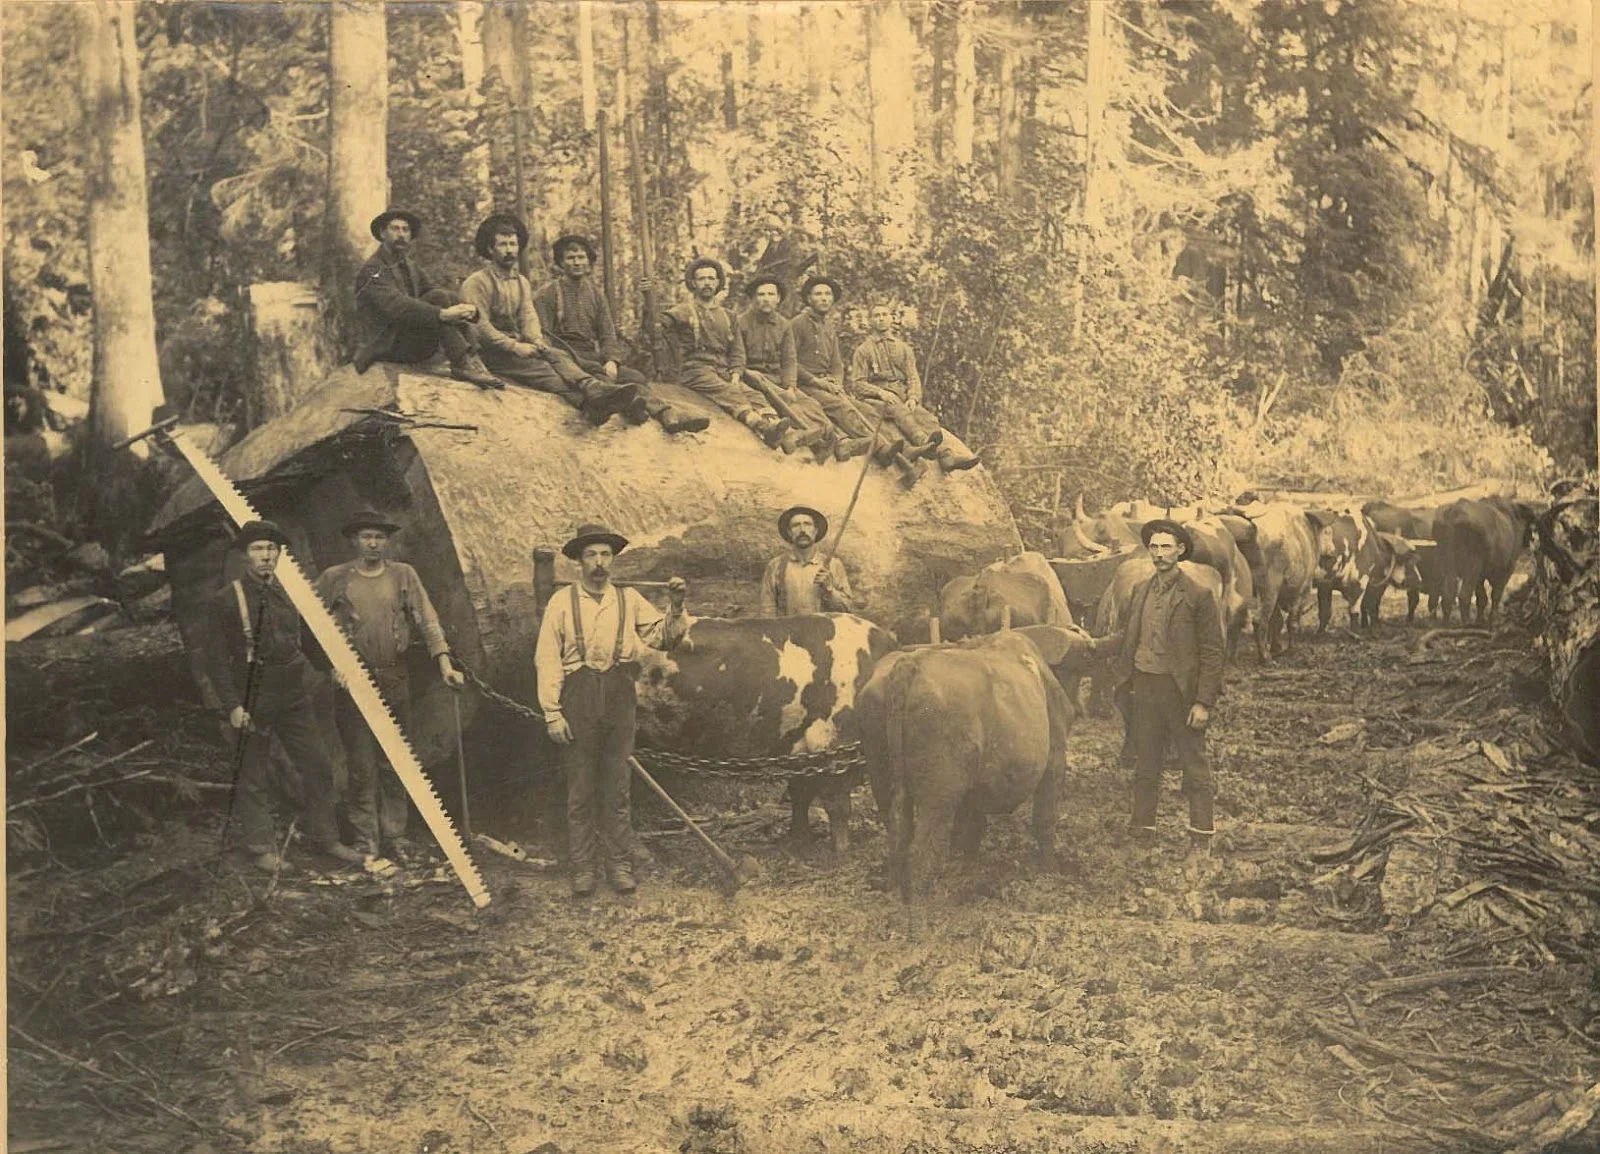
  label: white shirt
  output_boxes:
[533,583,690,721]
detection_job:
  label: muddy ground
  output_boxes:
[7,613,1599,1154]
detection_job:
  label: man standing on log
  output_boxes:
[532,234,709,435]
[536,524,691,897]
[352,209,503,390]
[760,506,856,617]
[792,276,925,482]
[849,302,980,473]
[1097,519,1224,877]
[314,512,465,861]
[206,521,365,873]
[661,258,794,450]
[460,215,649,427]
[736,275,838,460]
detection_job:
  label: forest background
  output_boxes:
[3,0,1593,568]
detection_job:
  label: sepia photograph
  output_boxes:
[3,0,1597,1150]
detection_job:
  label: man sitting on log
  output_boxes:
[352,209,502,390]
[849,302,980,473]
[532,233,709,435]
[661,258,795,450]
[735,274,838,460]
[760,505,856,616]
[791,275,926,484]
[460,215,649,427]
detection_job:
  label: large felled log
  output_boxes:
[1530,480,1599,766]
[146,363,1021,768]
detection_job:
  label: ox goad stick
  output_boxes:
[155,423,490,908]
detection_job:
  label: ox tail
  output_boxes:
[883,657,920,905]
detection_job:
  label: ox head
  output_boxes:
[1053,493,1143,560]
[1375,533,1423,590]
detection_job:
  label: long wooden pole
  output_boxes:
[625,111,659,376]
[629,756,747,887]
[821,408,888,569]
[597,108,618,320]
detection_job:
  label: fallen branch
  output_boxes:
[1361,966,1527,1005]
[19,732,101,777]
[10,1024,213,1132]
[1501,1081,1600,1154]
[1412,628,1494,655]
[1308,1015,1565,1084]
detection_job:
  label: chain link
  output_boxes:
[456,661,865,780]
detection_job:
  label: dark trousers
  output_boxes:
[853,392,942,446]
[232,660,342,851]
[1125,670,1214,834]
[798,383,875,439]
[560,665,638,874]
[389,289,477,365]
[566,343,648,387]
[335,665,411,850]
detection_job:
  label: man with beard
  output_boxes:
[314,512,465,861]
[661,258,794,450]
[1096,519,1224,876]
[849,302,980,473]
[352,209,501,389]
[460,215,648,426]
[206,521,365,873]
[759,506,856,617]
[735,275,839,460]
[791,276,926,482]
[535,524,691,896]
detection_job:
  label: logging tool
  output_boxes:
[821,407,888,570]
[115,411,491,908]
[629,755,756,888]
[452,692,472,842]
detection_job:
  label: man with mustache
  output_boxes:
[531,233,709,435]
[459,215,649,426]
[660,258,794,450]
[849,302,980,473]
[736,274,842,461]
[351,209,501,389]
[535,524,691,897]
[759,505,855,617]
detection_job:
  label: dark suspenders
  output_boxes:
[569,583,630,668]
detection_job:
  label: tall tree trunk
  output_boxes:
[866,0,917,247]
[996,41,1023,203]
[457,0,492,216]
[1074,0,1109,341]
[801,4,824,112]
[325,0,388,349]
[78,0,165,448]
[952,0,976,165]
[577,0,598,132]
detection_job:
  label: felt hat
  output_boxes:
[233,520,291,550]
[684,257,727,293]
[342,511,403,537]
[474,214,528,259]
[370,209,423,241]
[1140,518,1193,560]
[744,273,787,302]
[778,506,829,544]
[562,523,630,561]
[801,275,844,304]
[552,234,598,264]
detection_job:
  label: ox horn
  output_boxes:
[1072,520,1110,555]
[1075,491,1088,521]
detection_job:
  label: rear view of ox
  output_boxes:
[935,551,1075,640]
[854,626,1098,901]
[1432,496,1539,625]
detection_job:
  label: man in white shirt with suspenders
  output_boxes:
[534,524,690,896]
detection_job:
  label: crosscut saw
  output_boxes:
[123,414,490,908]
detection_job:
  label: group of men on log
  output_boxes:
[352,208,978,484]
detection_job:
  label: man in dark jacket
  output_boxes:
[205,521,365,872]
[735,274,836,459]
[1100,519,1224,872]
[352,209,501,389]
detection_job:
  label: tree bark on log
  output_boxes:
[1532,482,1600,766]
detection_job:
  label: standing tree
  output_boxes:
[78,0,165,448]
[323,0,388,358]
[865,0,918,246]
[951,0,977,166]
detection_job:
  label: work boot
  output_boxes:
[751,414,795,448]
[810,430,839,463]
[586,381,645,423]
[834,436,873,461]
[906,438,941,462]
[451,353,505,390]
[658,406,711,434]
[873,436,906,465]
[937,447,981,472]
[609,861,637,894]
[571,868,597,898]
[316,841,367,868]
[777,430,805,455]
[894,454,928,488]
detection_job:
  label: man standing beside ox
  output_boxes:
[535,524,691,897]
[1098,519,1224,875]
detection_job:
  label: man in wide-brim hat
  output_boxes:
[313,511,465,860]
[849,299,980,474]
[352,208,502,389]
[1098,516,1224,876]
[535,524,692,897]
[531,232,710,435]
[461,214,650,427]
[735,275,837,458]
[660,257,793,449]
[203,519,366,873]
[789,274,906,471]
[760,505,855,617]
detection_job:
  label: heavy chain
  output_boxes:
[456,660,865,780]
